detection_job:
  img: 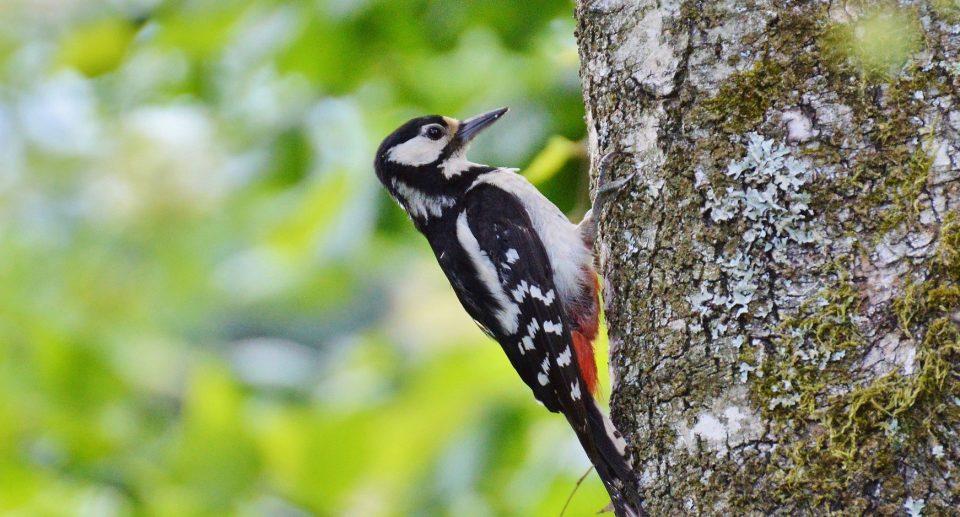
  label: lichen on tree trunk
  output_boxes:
[575,0,960,514]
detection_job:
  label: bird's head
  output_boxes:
[374,107,508,191]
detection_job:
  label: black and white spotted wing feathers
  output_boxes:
[460,184,643,517]
[462,184,586,414]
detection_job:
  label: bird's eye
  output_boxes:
[425,126,444,140]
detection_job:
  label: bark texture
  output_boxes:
[576,1,960,514]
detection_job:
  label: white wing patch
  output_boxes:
[556,346,572,367]
[456,211,520,334]
[529,285,555,306]
[518,316,540,354]
[511,280,529,302]
[505,248,519,264]
[391,179,455,219]
[538,357,551,385]
[570,380,582,400]
[543,320,563,335]
[525,318,540,337]
[387,134,446,166]
[521,335,535,351]
[537,357,550,386]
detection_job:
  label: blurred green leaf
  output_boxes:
[58,18,141,76]
[0,0,601,515]
[523,135,583,185]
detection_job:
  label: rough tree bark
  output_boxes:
[575,1,960,514]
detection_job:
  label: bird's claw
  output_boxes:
[592,150,636,212]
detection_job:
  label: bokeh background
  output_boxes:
[0,0,608,515]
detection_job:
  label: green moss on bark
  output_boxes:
[580,0,959,513]
[704,59,786,134]
[692,4,951,236]
[743,214,960,512]
[674,1,956,513]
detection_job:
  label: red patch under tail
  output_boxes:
[571,273,601,396]
[572,330,599,396]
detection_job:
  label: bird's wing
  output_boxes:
[458,183,590,422]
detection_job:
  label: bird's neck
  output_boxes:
[387,164,502,230]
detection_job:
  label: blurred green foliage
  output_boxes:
[0,0,608,515]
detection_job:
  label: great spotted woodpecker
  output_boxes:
[374,108,644,517]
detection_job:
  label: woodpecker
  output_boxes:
[374,108,644,517]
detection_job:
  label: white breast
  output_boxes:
[470,170,592,307]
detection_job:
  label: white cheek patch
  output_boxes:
[387,135,446,166]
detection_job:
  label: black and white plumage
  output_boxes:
[374,108,644,517]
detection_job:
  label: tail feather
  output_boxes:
[566,399,646,517]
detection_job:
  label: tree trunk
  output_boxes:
[575,0,960,514]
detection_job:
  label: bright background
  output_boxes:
[0,0,608,515]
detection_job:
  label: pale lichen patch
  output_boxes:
[691,133,815,352]
[860,331,918,376]
[674,392,763,454]
[782,109,817,143]
[577,0,960,513]
[689,414,725,441]
[613,1,686,97]
[904,496,926,517]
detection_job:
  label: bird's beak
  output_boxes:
[455,107,508,144]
